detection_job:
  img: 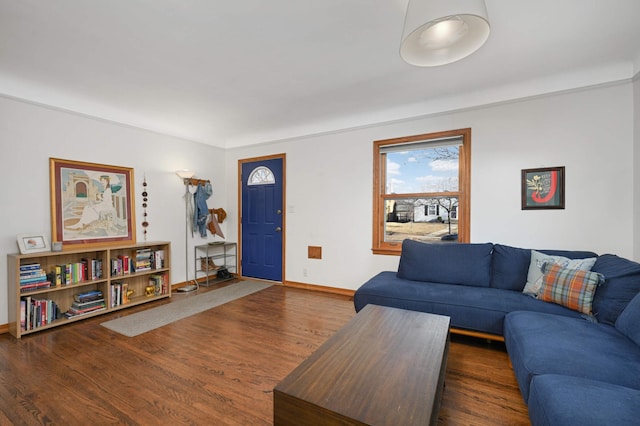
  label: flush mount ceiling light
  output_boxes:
[400,0,490,67]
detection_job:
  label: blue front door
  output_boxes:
[241,157,284,281]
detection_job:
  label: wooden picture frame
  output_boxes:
[50,158,136,248]
[521,166,565,210]
[16,233,50,254]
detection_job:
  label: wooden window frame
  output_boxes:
[372,128,471,255]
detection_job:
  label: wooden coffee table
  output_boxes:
[273,304,450,425]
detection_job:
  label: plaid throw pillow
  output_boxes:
[539,262,604,315]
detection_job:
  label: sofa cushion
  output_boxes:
[523,250,597,296]
[615,292,640,347]
[490,244,597,291]
[355,272,582,335]
[397,240,493,287]
[528,375,640,426]
[592,254,640,325]
[537,263,603,315]
[504,311,640,402]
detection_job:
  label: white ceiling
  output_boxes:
[1,0,639,148]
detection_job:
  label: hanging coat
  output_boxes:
[194,182,212,237]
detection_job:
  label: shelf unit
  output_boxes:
[194,242,237,286]
[7,241,171,339]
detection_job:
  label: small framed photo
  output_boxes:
[17,233,50,254]
[522,166,565,210]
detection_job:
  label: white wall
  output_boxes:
[226,82,635,291]
[1,80,636,327]
[0,96,226,325]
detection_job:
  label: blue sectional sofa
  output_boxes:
[354,240,640,425]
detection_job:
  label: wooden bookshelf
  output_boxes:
[7,241,171,339]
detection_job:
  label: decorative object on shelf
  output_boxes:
[16,233,50,254]
[521,166,565,210]
[50,158,136,248]
[141,175,149,241]
[400,0,490,67]
[145,284,155,296]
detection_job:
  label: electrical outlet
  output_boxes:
[303,268,308,277]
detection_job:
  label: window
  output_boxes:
[372,128,471,255]
[248,166,275,185]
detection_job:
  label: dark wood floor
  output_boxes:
[0,282,529,425]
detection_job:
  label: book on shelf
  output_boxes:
[149,273,168,296]
[64,306,106,319]
[19,264,48,285]
[153,250,165,269]
[20,263,41,272]
[65,290,106,318]
[110,281,132,306]
[47,260,102,286]
[20,273,48,283]
[74,290,103,303]
[112,256,133,276]
[19,281,52,292]
[20,268,45,278]
[20,296,60,331]
[134,248,152,272]
[80,257,103,281]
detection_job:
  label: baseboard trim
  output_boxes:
[284,280,355,298]
[0,323,9,335]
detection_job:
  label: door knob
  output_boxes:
[276,227,282,232]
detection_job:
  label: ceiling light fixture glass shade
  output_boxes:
[400,0,490,67]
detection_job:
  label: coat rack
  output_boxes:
[177,176,210,292]
[183,177,210,187]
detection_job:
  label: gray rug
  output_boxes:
[101,281,272,337]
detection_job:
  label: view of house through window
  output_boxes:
[372,129,470,255]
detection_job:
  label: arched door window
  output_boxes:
[248,166,276,185]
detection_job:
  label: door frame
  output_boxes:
[237,153,286,282]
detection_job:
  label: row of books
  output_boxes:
[64,290,106,318]
[134,248,153,272]
[111,249,166,276]
[19,263,50,292]
[19,259,104,293]
[149,273,168,296]
[51,258,104,285]
[110,281,131,307]
[20,296,60,331]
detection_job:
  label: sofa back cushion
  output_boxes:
[490,244,598,291]
[615,291,640,346]
[592,254,640,325]
[397,240,493,287]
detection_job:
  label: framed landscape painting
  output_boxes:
[50,158,136,248]
[521,166,565,210]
